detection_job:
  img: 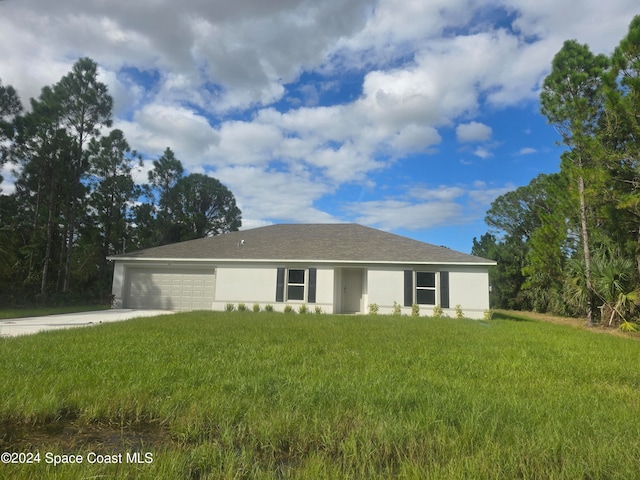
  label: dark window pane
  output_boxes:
[416,272,436,288]
[416,289,436,305]
[288,269,305,284]
[287,285,305,301]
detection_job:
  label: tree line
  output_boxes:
[0,58,241,306]
[473,16,640,329]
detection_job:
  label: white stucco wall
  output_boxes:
[448,266,490,318]
[315,267,334,306]
[212,264,334,313]
[111,260,490,318]
[214,265,276,304]
[367,268,404,312]
[111,262,126,308]
[367,265,490,319]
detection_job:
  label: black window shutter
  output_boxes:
[440,271,450,308]
[307,268,317,303]
[276,268,285,302]
[404,270,413,307]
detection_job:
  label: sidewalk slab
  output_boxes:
[0,309,176,337]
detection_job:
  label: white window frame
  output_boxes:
[415,271,437,305]
[286,268,306,302]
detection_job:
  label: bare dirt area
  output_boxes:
[0,419,174,454]
[495,309,640,339]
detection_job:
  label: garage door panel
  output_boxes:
[125,268,215,310]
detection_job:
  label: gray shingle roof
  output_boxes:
[111,224,495,265]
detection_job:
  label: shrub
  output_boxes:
[369,303,379,315]
[483,309,493,320]
[392,301,402,315]
[284,304,294,314]
[237,303,247,312]
[265,304,274,312]
[314,306,323,314]
[298,304,308,314]
[619,321,638,332]
[225,303,235,312]
[455,304,464,319]
[411,303,420,317]
[252,303,261,313]
[433,304,444,318]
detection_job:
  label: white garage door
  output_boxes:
[124,268,216,310]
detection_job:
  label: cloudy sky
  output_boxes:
[1,1,638,252]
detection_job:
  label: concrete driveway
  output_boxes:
[0,309,176,338]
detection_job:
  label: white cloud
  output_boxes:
[389,125,442,155]
[456,121,493,143]
[214,165,338,227]
[130,159,154,186]
[253,100,442,184]
[304,144,384,184]
[115,103,220,170]
[343,181,515,231]
[0,0,373,113]
[340,0,476,62]
[344,199,465,230]
[468,182,516,205]
[2,0,637,117]
[1,0,638,237]
[473,147,492,159]
[508,0,639,53]
[0,162,17,195]
[409,185,466,202]
[209,121,283,167]
[517,147,537,155]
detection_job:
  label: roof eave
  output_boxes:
[107,256,496,266]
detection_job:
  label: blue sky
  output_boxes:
[1,0,638,253]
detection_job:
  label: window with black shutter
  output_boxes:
[405,270,450,307]
[275,267,317,303]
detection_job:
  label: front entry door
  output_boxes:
[341,268,363,313]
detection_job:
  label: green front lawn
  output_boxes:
[1,311,638,478]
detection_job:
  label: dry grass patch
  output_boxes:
[495,309,640,339]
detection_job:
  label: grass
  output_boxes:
[0,304,110,320]
[0,311,639,479]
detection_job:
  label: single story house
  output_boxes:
[109,223,496,319]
